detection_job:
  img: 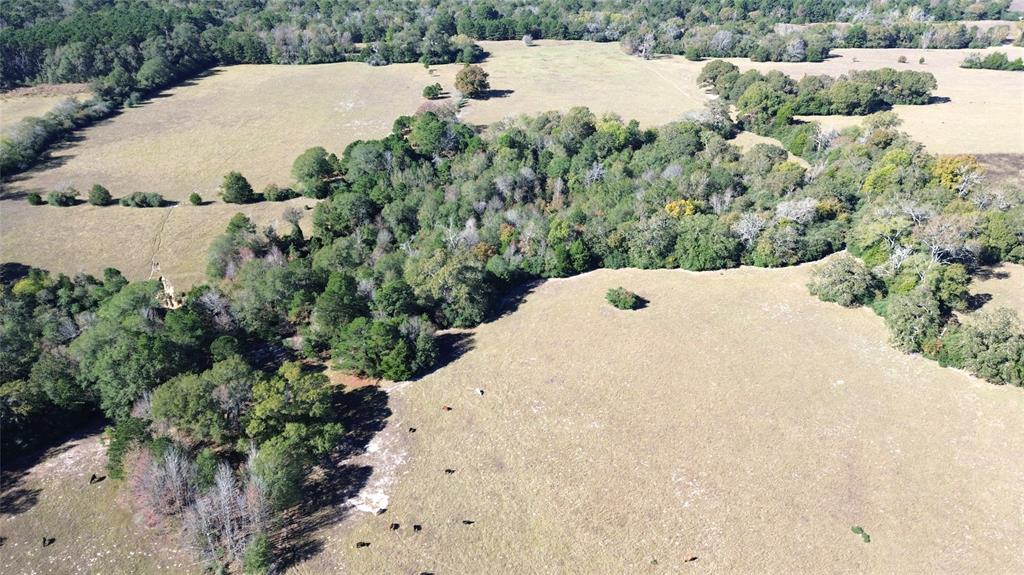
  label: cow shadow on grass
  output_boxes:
[275,386,391,570]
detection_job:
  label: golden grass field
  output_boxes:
[973,262,1024,316]
[286,264,1024,574]
[2,41,1022,288]
[724,46,1024,156]
[5,264,1021,575]
[0,84,91,133]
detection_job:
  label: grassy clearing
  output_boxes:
[722,46,1024,156]
[0,431,197,574]
[972,262,1024,316]
[0,84,91,133]
[290,264,1024,574]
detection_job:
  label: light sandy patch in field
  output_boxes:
[0,84,92,133]
[292,264,1024,574]
[0,432,198,574]
[724,46,1024,155]
[972,262,1024,316]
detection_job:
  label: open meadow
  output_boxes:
[5,263,1021,574]
[286,264,1024,574]
[0,84,91,133]
[2,41,1022,287]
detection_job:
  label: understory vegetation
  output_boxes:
[960,51,1024,71]
[3,55,1023,570]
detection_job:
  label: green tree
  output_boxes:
[885,290,944,352]
[88,184,112,206]
[808,254,878,307]
[220,171,256,204]
[455,64,489,98]
[673,215,742,271]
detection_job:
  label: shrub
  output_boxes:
[455,64,489,98]
[26,192,43,205]
[220,171,256,204]
[106,417,151,480]
[422,83,442,99]
[808,255,878,307]
[606,287,642,310]
[263,183,297,201]
[119,192,164,207]
[189,192,202,205]
[88,184,112,206]
[210,335,241,360]
[46,188,78,207]
[243,533,272,574]
[897,55,907,63]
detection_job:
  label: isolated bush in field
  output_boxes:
[88,184,112,206]
[606,287,642,310]
[189,192,202,205]
[221,171,256,204]
[897,55,907,63]
[119,191,164,207]
[46,188,78,207]
[808,255,878,307]
[919,57,925,64]
[263,183,297,201]
[26,192,43,205]
[455,64,489,98]
[885,289,944,352]
[422,83,442,99]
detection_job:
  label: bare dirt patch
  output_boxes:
[290,264,1024,574]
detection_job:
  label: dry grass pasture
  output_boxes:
[722,46,1024,156]
[2,41,1022,288]
[0,430,197,574]
[0,84,91,133]
[287,264,1024,574]
[973,262,1024,316]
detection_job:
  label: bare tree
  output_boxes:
[733,213,768,246]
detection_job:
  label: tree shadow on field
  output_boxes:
[1,419,106,517]
[927,96,952,105]
[275,386,391,570]
[475,88,514,100]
